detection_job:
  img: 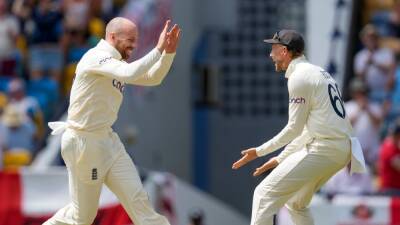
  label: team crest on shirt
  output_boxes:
[112,79,125,93]
[289,97,306,104]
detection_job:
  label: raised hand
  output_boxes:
[253,157,279,176]
[156,20,171,52]
[156,20,181,53]
[232,148,258,170]
[165,24,181,53]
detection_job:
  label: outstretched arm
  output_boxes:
[85,20,181,86]
[276,128,312,163]
[232,148,279,177]
[131,23,181,86]
[232,148,258,170]
[256,75,312,157]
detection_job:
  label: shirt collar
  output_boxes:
[96,39,122,60]
[285,55,307,78]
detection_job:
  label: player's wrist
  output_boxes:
[255,146,264,157]
[156,46,164,53]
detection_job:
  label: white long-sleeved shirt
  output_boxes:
[256,56,353,160]
[66,39,175,132]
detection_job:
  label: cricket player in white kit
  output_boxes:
[232,30,366,225]
[43,17,181,225]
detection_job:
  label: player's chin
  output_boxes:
[125,49,133,58]
[274,63,280,72]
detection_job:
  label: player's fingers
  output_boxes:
[171,24,179,33]
[172,27,181,42]
[232,156,248,169]
[253,163,272,176]
[253,169,260,176]
[167,26,178,41]
[170,28,180,46]
[241,149,251,155]
[253,167,266,176]
[253,168,266,176]
[176,28,181,39]
[163,20,171,33]
[167,24,177,35]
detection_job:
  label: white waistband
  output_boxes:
[48,121,112,137]
[48,121,69,135]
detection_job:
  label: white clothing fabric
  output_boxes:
[345,100,382,165]
[67,39,174,132]
[250,56,366,225]
[251,139,351,225]
[321,166,374,195]
[44,39,175,225]
[256,56,365,174]
[43,129,170,225]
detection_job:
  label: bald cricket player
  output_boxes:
[44,17,181,225]
[232,30,366,225]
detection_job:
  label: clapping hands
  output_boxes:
[157,20,181,54]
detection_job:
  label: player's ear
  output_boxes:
[282,47,288,56]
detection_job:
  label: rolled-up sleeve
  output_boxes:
[256,75,312,157]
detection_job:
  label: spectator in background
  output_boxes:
[87,17,105,47]
[0,93,8,170]
[7,78,41,120]
[354,24,395,104]
[371,0,400,38]
[1,105,35,154]
[93,0,114,21]
[378,120,400,195]
[345,78,383,169]
[61,22,90,65]
[62,0,90,30]
[7,78,44,141]
[0,0,20,77]
[28,0,63,81]
[386,58,400,130]
[0,122,7,170]
[12,0,36,36]
[1,105,35,169]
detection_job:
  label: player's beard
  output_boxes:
[273,56,290,72]
[274,60,285,72]
[120,47,133,61]
[123,48,133,60]
[115,41,133,61]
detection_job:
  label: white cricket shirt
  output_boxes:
[256,56,354,158]
[66,39,175,132]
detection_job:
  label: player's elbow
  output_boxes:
[143,68,167,85]
[146,78,163,86]
[135,78,163,86]
[152,78,164,86]
[149,80,162,86]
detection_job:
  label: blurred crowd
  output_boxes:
[1,0,400,201]
[0,0,128,170]
[322,0,400,198]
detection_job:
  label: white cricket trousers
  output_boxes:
[251,138,351,225]
[43,128,170,225]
